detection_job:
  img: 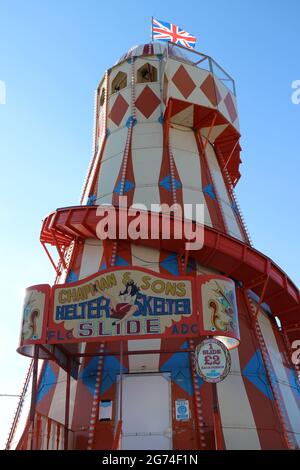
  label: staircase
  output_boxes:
[5,359,34,450]
[216,146,253,246]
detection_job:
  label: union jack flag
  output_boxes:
[152,18,197,49]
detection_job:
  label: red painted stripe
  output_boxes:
[171,381,198,450]
[56,423,61,449]
[197,382,216,449]
[236,289,287,449]
[194,130,226,233]
[98,250,106,271]
[46,418,51,450]
[71,355,99,449]
[112,130,134,207]
[68,242,84,279]
[158,144,174,206]
[159,338,186,368]
[81,75,108,204]
[271,319,300,415]
[115,241,132,266]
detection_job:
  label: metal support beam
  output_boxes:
[243,274,269,324]
[71,348,195,358]
[41,242,59,273]
[117,341,124,450]
[195,112,217,149]
[212,383,224,450]
[64,358,71,450]
[188,341,202,449]
[119,341,123,422]
[30,345,39,450]
[243,291,295,449]
[223,139,239,170]
[203,113,217,150]
[51,230,67,270]
[183,249,190,274]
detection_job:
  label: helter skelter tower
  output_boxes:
[13,42,300,451]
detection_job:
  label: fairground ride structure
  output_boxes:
[8,42,300,451]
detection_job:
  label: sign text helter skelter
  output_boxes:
[18,267,240,350]
[49,267,198,343]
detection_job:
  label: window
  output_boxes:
[111,71,127,94]
[99,88,105,107]
[137,63,157,83]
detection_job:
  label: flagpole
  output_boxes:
[151,16,154,43]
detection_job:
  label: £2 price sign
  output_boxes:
[195,338,231,383]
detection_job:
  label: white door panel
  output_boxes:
[119,373,172,450]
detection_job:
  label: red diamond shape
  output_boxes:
[172,65,196,99]
[135,85,160,118]
[224,93,237,122]
[200,75,221,107]
[109,94,129,126]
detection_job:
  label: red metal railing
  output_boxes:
[16,411,73,450]
[38,205,300,326]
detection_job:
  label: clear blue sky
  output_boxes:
[0,0,299,447]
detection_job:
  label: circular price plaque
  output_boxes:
[195,338,231,383]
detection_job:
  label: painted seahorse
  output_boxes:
[22,308,40,340]
[209,300,230,331]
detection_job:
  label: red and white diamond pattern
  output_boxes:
[135,83,161,121]
[106,57,238,131]
[172,64,196,99]
[166,58,239,129]
[107,89,131,131]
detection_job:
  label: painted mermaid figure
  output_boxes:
[100,280,140,324]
